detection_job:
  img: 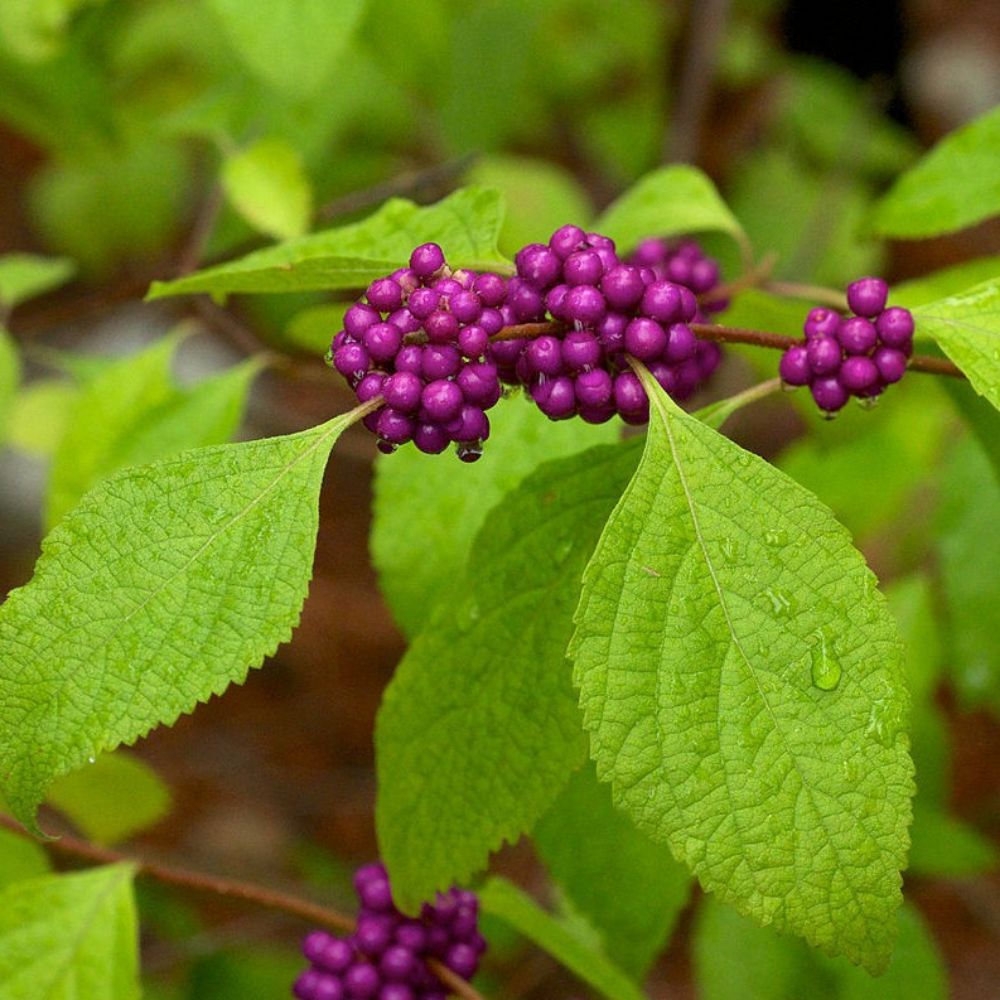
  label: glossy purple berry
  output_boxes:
[413,424,450,454]
[449,290,482,324]
[367,278,404,312]
[806,335,842,376]
[344,963,380,999]
[356,372,386,403]
[410,242,445,278]
[847,276,888,318]
[526,335,563,376]
[545,283,571,321]
[596,312,627,353]
[532,376,576,419]
[613,371,646,414]
[565,285,607,324]
[563,250,604,286]
[381,371,421,412]
[624,317,667,360]
[393,344,422,374]
[876,307,914,348]
[803,307,841,340]
[516,244,562,289]
[549,224,587,259]
[355,914,396,957]
[421,380,463,422]
[387,308,421,335]
[363,323,403,364]
[838,355,879,393]
[457,362,500,406]
[446,405,490,443]
[779,345,811,386]
[472,272,507,307]
[406,287,440,320]
[424,310,459,345]
[357,876,394,913]
[477,307,504,336]
[344,303,381,339]
[421,345,461,380]
[639,281,682,323]
[874,346,908,384]
[333,343,370,383]
[600,265,645,310]
[811,376,849,413]
[575,368,613,407]
[562,330,601,371]
[630,238,668,267]
[457,324,488,358]
[665,322,696,362]
[378,945,416,982]
[444,943,478,979]
[838,316,877,354]
[689,257,720,293]
[507,280,545,321]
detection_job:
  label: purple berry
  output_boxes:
[631,238,668,267]
[526,335,563,376]
[549,224,587,259]
[575,369,613,407]
[532,376,576,419]
[410,243,445,278]
[665,255,693,286]
[847,276,888,317]
[423,310,459,344]
[876,307,914,348]
[578,400,616,424]
[294,969,325,1000]
[477,307,504,336]
[565,285,607,324]
[375,409,415,447]
[488,337,525,369]
[803,307,841,340]
[779,345,811,386]
[624,317,667,360]
[394,344,423,374]
[472,272,507,307]
[356,372,386,403]
[639,281,682,323]
[421,380,463,422]
[449,290,482,324]
[379,945,416,982]
[561,330,601,371]
[413,424,450,454]
[334,343,370,384]
[407,287,440,320]
[421,345,461,380]
[344,304,381,339]
[806,335,842,376]
[838,355,879,393]
[388,308,421,335]
[382,372,422,412]
[507,280,545,321]
[811,376,849,413]
[357,877,394,913]
[677,286,698,321]
[344,963,380,999]
[665,322,697,363]
[516,244,562,289]
[433,277,463,297]
[601,265,645,310]
[394,922,427,952]
[563,250,604,286]
[596,312,627,353]
[444,942,478,980]
[873,346,908,384]
[689,257,720,294]
[545,283,571,321]
[457,362,500,406]
[838,316,877,354]
[363,323,403,364]
[457,324,488,358]
[613,371,646,414]
[377,986,414,1000]
[367,278,404,313]
[445,405,490,443]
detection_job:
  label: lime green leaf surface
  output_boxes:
[221,137,312,242]
[47,335,261,527]
[894,256,1000,309]
[376,441,641,911]
[47,751,170,846]
[479,877,645,1000]
[534,763,690,977]
[595,165,744,255]
[0,329,18,442]
[372,397,619,638]
[0,412,358,830]
[872,104,1000,238]
[0,254,75,311]
[936,440,1000,714]
[207,0,367,97]
[0,0,102,62]
[0,828,50,890]
[909,807,997,877]
[7,380,78,457]
[0,863,139,1000]
[571,367,912,972]
[941,378,1000,480]
[913,279,1000,411]
[148,187,510,300]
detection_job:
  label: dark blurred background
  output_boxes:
[0,0,998,997]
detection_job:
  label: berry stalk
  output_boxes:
[0,815,486,1000]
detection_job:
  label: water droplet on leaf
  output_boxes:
[764,528,788,548]
[809,632,842,691]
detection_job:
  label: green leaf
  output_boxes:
[47,751,170,846]
[0,828,50,890]
[0,0,103,62]
[0,254,75,312]
[468,154,594,257]
[221,137,313,242]
[940,378,1000,480]
[207,0,367,98]
[0,863,139,1000]
[372,397,619,638]
[0,329,19,443]
[188,947,304,1000]
[936,439,1000,714]
[47,335,262,527]
[0,411,359,831]
[148,187,510,301]
[693,896,817,1000]
[908,807,997,878]
[284,303,348,354]
[913,279,1000,411]
[534,763,690,977]
[376,441,641,911]
[872,104,1000,238]
[595,165,745,255]
[570,366,912,973]
[478,877,645,1000]
[7,380,78,457]
[893,256,1000,309]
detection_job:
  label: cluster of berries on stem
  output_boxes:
[328,227,729,456]
[778,277,915,414]
[294,863,485,1000]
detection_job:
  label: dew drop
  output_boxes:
[765,587,796,617]
[764,528,788,548]
[809,631,842,691]
[720,537,739,563]
[866,699,902,748]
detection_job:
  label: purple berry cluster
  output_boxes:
[330,242,509,461]
[293,863,485,1000]
[627,237,729,315]
[778,277,915,414]
[490,225,724,426]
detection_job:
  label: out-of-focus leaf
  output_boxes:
[6,380,78,457]
[0,254,75,312]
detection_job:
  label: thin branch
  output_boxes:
[700,252,777,305]
[763,280,847,311]
[664,0,731,164]
[0,815,485,1000]
[176,185,225,278]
